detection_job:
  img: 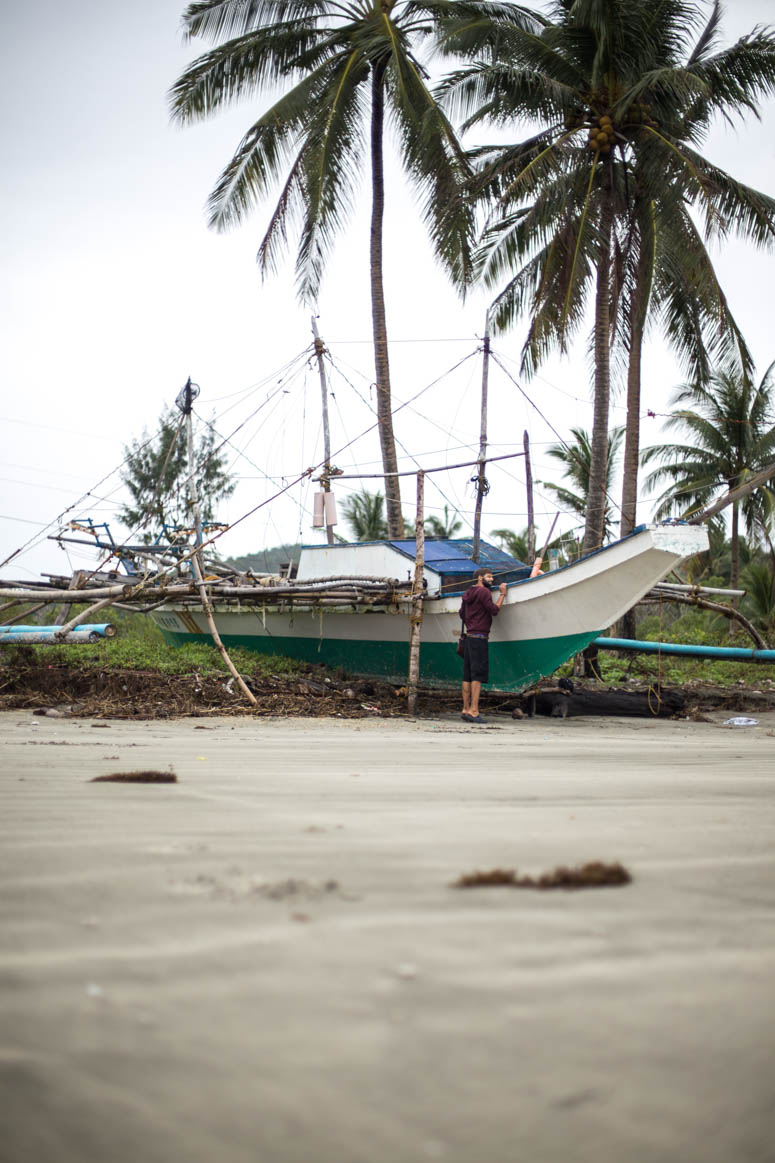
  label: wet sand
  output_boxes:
[2,709,774,1163]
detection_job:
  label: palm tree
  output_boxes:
[741,559,775,638]
[170,0,473,538]
[642,364,775,587]
[425,504,462,538]
[541,427,623,544]
[490,526,528,561]
[341,487,389,540]
[436,0,775,550]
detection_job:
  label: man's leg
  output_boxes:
[469,680,482,717]
[462,681,472,715]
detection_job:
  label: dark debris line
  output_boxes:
[453,862,632,890]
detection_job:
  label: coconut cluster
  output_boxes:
[588,114,615,153]
[564,99,659,152]
[625,100,658,128]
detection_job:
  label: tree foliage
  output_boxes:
[341,488,390,541]
[119,407,236,540]
[642,364,775,585]
[490,526,528,561]
[426,504,463,538]
[541,426,623,542]
[435,0,775,549]
[170,0,474,537]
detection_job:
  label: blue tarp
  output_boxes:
[390,538,529,578]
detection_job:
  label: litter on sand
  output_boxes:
[453,861,632,890]
[723,717,759,727]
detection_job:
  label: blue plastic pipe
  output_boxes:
[0,624,115,637]
[594,636,775,663]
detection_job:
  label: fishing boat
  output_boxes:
[149,522,708,692]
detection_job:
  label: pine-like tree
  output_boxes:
[119,407,236,540]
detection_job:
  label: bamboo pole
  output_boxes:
[183,387,257,708]
[0,584,131,602]
[312,316,335,546]
[407,471,425,716]
[0,581,410,605]
[638,589,767,649]
[523,430,535,563]
[472,313,490,564]
[55,594,123,639]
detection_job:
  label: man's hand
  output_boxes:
[499,583,508,596]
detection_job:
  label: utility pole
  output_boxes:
[311,316,335,546]
[180,377,203,552]
[472,312,490,564]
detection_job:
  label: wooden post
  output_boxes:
[530,512,560,578]
[523,430,535,563]
[406,471,425,716]
[472,312,490,563]
[183,384,257,707]
[52,570,87,626]
[312,315,335,546]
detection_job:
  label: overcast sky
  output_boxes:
[1,0,773,582]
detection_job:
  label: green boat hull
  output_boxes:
[157,627,602,692]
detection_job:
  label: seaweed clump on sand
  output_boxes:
[453,861,631,890]
[91,771,178,784]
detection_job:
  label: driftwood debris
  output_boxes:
[517,684,685,718]
[453,861,632,890]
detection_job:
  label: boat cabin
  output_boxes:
[296,538,531,595]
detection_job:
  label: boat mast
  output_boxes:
[178,377,257,707]
[523,430,535,563]
[472,312,490,563]
[311,316,335,546]
[406,470,425,716]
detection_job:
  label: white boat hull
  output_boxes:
[152,525,708,691]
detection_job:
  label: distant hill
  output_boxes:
[225,543,302,575]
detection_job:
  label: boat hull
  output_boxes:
[151,525,708,692]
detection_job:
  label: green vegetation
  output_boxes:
[438,0,775,551]
[120,405,235,538]
[642,364,775,586]
[226,543,302,575]
[3,609,305,679]
[541,427,623,544]
[341,489,389,541]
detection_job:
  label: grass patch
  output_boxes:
[4,608,307,679]
[550,606,775,687]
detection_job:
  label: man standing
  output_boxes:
[460,566,507,723]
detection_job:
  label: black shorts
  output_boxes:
[463,636,489,684]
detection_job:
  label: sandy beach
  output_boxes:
[1,708,774,1163]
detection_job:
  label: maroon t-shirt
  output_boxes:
[460,584,500,637]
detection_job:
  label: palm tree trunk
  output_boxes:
[731,499,740,588]
[618,237,650,639]
[620,245,650,539]
[583,165,614,556]
[370,63,403,538]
